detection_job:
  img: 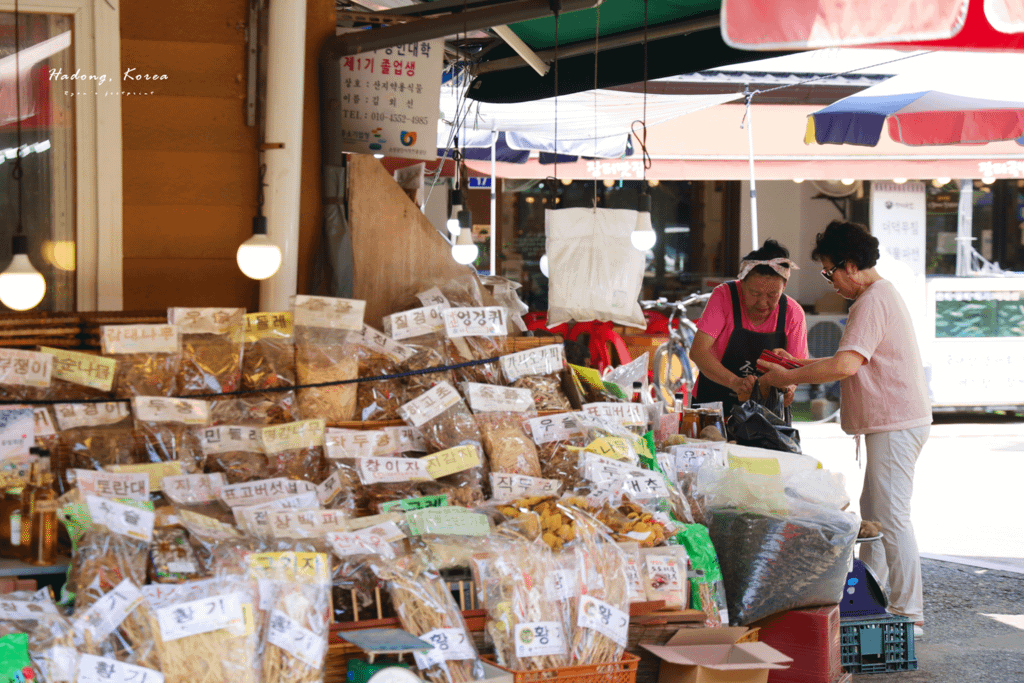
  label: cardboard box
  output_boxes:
[642,627,793,683]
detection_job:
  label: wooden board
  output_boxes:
[122,96,255,154]
[123,205,252,260]
[120,0,249,44]
[631,608,706,625]
[348,154,474,328]
[121,40,247,99]
[122,259,258,311]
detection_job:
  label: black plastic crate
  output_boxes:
[840,614,917,674]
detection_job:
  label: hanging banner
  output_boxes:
[338,37,444,161]
[870,182,926,276]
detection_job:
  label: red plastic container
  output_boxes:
[753,605,843,683]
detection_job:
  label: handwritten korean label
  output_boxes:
[500,345,565,383]
[416,287,451,309]
[293,295,365,331]
[201,425,263,456]
[582,402,648,428]
[315,470,344,505]
[169,308,244,338]
[86,496,155,542]
[582,437,635,462]
[379,494,448,513]
[669,443,716,478]
[248,552,331,584]
[265,509,349,540]
[244,312,293,342]
[442,306,507,338]
[77,654,164,683]
[351,325,416,363]
[156,592,244,642]
[33,407,55,437]
[326,522,405,559]
[0,348,51,388]
[383,304,445,341]
[101,324,179,355]
[577,595,628,647]
[357,456,431,484]
[176,509,242,539]
[261,419,325,454]
[0,598,58,620]
[73,579,143,640]
[132,397,209,425]
[107,462,184,492]
[0,408,33,459]
[325,428,384,459]
[614,471,672,501]
[267,610,324,667]
[73,470,150,502]
[54,402,130,430]
[41,346,116,392]
[218,477,317,508]
[405,507,490,537]
[464,383,534,413]
[397,381,461,427]
[162,473,225,505]
[581,453,637,486]
[421,445,480,479]
[526,413,583,445]
[416,628,475,664]
[489,474,562,502]
[514,622,567,658]
[384,426,427,453]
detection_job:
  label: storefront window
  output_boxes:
[925,179,1024,276]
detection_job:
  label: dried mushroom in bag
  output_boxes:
[242,311,299,423]
[500,344,572,411]
[294,295,366,425]
[169,308,245,396]
[132,397,209,472]
[200,424,268,484]
[383,305,453,400]
[442,306,507,385]
[102,324,181,398]
[262,419,329,484]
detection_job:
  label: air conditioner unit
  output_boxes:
[805,314,848,359]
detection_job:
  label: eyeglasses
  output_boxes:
[821,261,846,283]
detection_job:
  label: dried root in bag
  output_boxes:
[382,301,452,401]
[133,397,209,472]
[262,419,329,484]
[463,383,540,478]
[523,413,588,494]
[143,576,262,683]
[101,324,182,399]
[350,325,418,421]
[500,344,571,411]
[262,579,332,683]
[68,530,151,611]
[293,296,366,426]
[169,308,245,397]
[242,312,299,423]
[72,578,161,669]
[41,347,116,403]
[201,424,269,484]
[512,374,571,411]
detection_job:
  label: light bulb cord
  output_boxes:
[256,161,267,218]
[13,0,23,238]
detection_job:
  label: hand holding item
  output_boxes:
[783,385,796,407]
[756,358,791,389]
[732,374,756,402]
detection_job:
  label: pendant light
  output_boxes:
[450,149,477,265]
[446,202,462,236]
[237,161,283,280]
[629,0,656,254]
[0,1,46,311]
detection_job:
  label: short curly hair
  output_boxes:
[812,220,880,269]
[741,239,791,280]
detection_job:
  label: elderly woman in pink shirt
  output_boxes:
[758,220,931,639]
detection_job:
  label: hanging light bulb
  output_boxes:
[631,189,656,251]
[539,254,549,277]
[840,178,856,185]
[0,2,45,311]
[647,179,660,187]
[451,209,478,264]
[793,178,804,184]
[893,177,908,184]
[560,178,572,186]
[446,203,463,236]
[933,177,951,188]
[982,176,996,185]
[236,215,282,280]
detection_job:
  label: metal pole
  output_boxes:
[490,130,497,276]
[744,92,758,251]
[955,178,974,276]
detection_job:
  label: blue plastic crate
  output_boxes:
[840,614,918,674]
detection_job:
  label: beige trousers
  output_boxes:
[859,425,930,623]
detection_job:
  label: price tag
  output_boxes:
[244,311,293,342]
[33,407,56,438]
[514,622,567,658]
[73,579,143,640]
[397,382,461,428]
[544,570,577,601]
[351,325,416,363]
[169,308,244,337]
[406,507,491,537]
[0,408,33,459]
[261,419,325,454]
[500,345,565,383]
[0,599,58,620]
[54,402,130,430]
[464,383,534,413]
[162,473,225,505]
[201,425,263,455]
[73,470,150,502]
[442,306,507,338]
[101,324,179,355]
[525,413,583,445]
[86,496,154,542]
[383,304,446,341]
[644,554,685,594]
[489,473,562,502]
[132,397,210,425]
[107,462,184,492]
[218,477,316,508]
[41,347,116,392]
[293,295,365,331]
[418,628,476,661]
[415,286,451,310]
[421,445,480,479]
[267,610,325,667]
[577,595,628,647]
[77,654,164,683]
[156,592,244,642]
[357,456,432,485]
[582,402,648,428]
[379,494,448,513]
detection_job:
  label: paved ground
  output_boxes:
[792,415,1024,682]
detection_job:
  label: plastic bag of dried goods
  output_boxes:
[293,296,365,426]
[101,324,181,398]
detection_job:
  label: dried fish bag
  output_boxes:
[40,346,116,402]
[170,308,245,396]
[262,419,329,484]
[102,324,181,398]
[293,296,365,426]
[500,344,571,411]
[242,311,299,423]
[464,383,541,478]
[0,348,52,402]
[133,397,209,472]
[383,305,452,400]
[201,424,268,484]
[442,306,507,385]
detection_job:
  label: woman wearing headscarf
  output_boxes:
[689,239,808,417]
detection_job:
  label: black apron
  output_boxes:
[692,281,789,417]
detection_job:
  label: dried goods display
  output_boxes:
[171,308,245,397]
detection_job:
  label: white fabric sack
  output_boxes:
[545,207,646,329]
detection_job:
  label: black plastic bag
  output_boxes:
[727,381,801,453]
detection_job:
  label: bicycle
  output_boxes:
[640,293,711,411]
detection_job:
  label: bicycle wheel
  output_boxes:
[652,341,694,409]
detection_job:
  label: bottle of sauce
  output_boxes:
[631,381,643,403]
